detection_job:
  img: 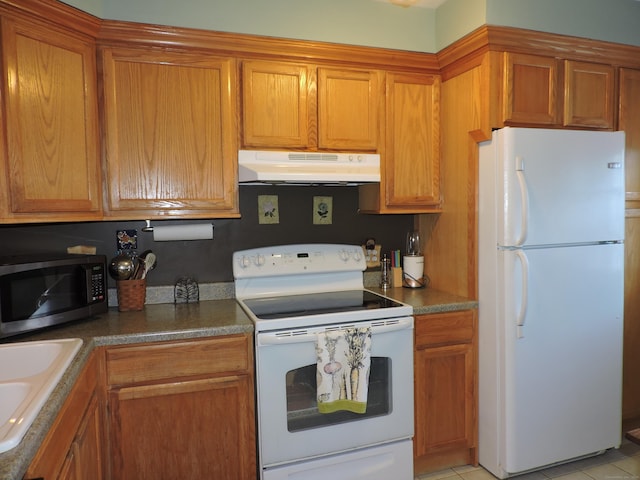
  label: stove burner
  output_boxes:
[242,290,403,320]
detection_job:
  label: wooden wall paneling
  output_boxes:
[420,56,486,299]
[624,211,640,420]
[620,68,640,420]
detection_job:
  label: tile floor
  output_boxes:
[416,437,640,480]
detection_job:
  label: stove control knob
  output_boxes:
[339,249,350,262]
[352,248,363,262]
[255,254,266,266]
[238,255,251,268]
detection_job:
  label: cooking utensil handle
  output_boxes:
[258,317,413,345]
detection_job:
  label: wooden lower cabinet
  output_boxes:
[24,351,104,480]
[413,310,478,474]
[105,334,256,480]
[57,394,104,480]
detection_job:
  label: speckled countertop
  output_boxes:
[369,285,478,315]
[0,280,476,480]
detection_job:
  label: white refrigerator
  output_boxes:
[478,127,625,479]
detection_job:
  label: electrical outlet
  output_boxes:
[361,244,382,269]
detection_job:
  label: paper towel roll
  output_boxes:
[152,224,213,241]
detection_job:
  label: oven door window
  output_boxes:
[286,357,391,432]
[255,319,413,467]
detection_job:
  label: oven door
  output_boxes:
[255,316,414,468]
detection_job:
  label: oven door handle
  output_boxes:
[258,317,414,345]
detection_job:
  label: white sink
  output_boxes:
[0,338,83,453]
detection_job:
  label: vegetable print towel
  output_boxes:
[316,327,372,414]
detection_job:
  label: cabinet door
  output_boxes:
[242,60,310,148]
[503,52,558,125]
[377,72,440,212]
[317,68,382,150]
[414,310,477,474]
[57,449,78,480]
[109,375,256,480]
[0,17,102,221]
[25,351,103,480]
[620,68,640,202]
[563,60,615,129]
[73,394,104,480]
[101,48,238,218]
[55,394,103,480]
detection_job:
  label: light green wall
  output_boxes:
[62,0,437,52]
[61,0,640,53]
[485,0,640,48]
[435,0,486,51]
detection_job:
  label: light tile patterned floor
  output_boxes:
[416,438,640,480]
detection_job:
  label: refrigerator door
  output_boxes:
[489,128,625,247]
[494,243,623,476]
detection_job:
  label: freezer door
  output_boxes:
[499,243,623,475]
[492,128,625,247]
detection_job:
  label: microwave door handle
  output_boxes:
[258,317,413,345]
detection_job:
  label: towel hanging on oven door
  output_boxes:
[316,327,372,414]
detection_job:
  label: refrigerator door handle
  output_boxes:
[515,249,529,338]
[515,156,529,246]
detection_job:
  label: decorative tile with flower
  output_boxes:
[313,196,333,225]
[258,195,279,224]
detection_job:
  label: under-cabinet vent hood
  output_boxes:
[238,150,380,185]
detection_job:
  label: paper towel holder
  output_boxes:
[141,219,215,233]
[142,220,154,232]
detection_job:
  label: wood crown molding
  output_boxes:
[4,1,640,78]
[97,20,441,74]
[438,25,640,76]
[0,0,100,38]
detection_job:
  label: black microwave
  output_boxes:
[0,253,108,339]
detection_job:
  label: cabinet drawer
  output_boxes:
[415,310,476,349]
[106,335,251,386]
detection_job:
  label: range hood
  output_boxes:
[238,150,380,185]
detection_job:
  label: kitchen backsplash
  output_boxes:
[107,271,383,306]
[0,186,415,288]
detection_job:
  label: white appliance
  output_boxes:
[478,127,625,479]
[233,244,414,480]
[238,150,380,184]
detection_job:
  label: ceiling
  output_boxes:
[376,0,448,8]
[382,0,639,8]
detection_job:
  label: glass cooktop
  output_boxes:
[242,290,404,320]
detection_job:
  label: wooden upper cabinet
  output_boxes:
[0,16,102,222]
[360,73,440,213]
[317,67,382,150]
[100,47,239,219]
[503,52,558,125]
[563,60,615,129]
[620,68,640,202]
[501,53,615,130]
[241,60,381,151]
[242,60,310,148]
